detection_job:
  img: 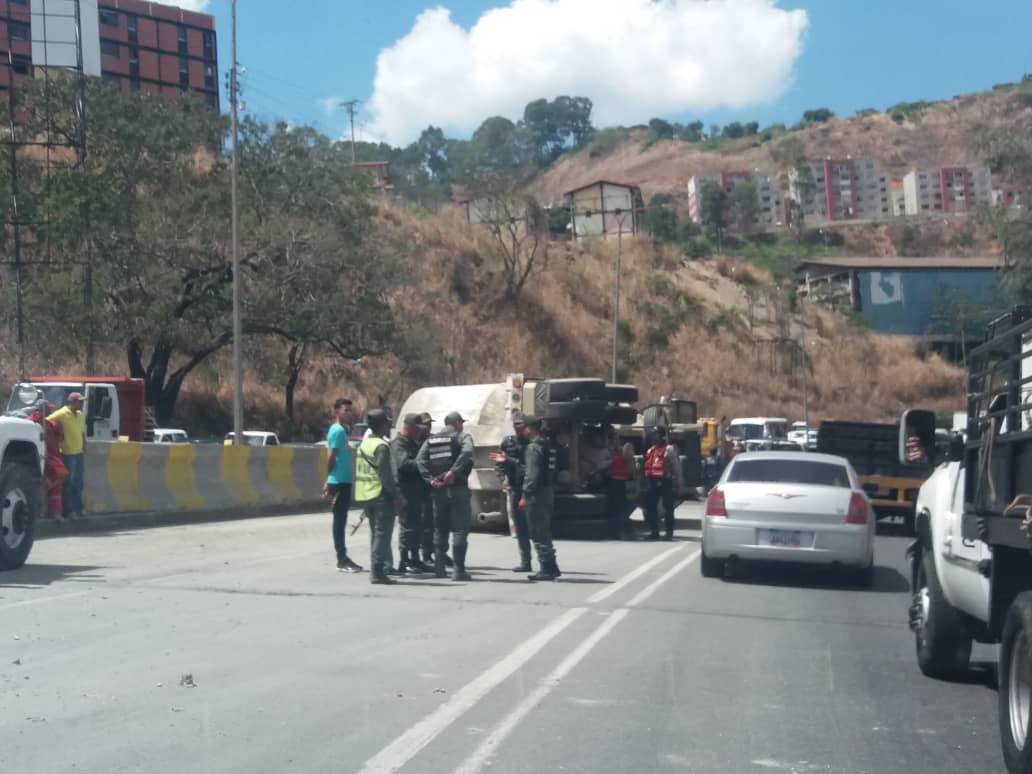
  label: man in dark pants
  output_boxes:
[644,426,680,541]
[354,409,400,585]
[418,413,439,566]
[418,411,475,581]
[492,414,531,572]
[391,413,431,574]
[519,417,560,581]
[322,397,361,572]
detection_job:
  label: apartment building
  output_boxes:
[687,170,786,230]
[0,0,218,109]
[902,166,993,215]
[789,158,889,223]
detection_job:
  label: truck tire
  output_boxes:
[605,384,639,404]
[605,405,638,426]
[700,548,725,578]
[545,400,608,422]
[542,379,607,402]
[999,592,1032,774]
[913,552,972,678]
[0,463,39,571]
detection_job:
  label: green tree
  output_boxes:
[732,182,760,233]
[644,193,678,244]
[679,121,704,142]
[648,118,675,141]
[799,108,835,127]
[522,96,593,163]
[470,116,533,170]
[980,123,1032,299]
[698,180,728,248]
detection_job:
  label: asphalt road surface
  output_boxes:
[1,504,1003,774]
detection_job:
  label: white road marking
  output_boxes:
[452,543,701,774]
[585,543,685,604]
[625,550,701,607]
[356,606,588,774]
[451,609,630,774]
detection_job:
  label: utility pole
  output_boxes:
[230,0,243,445]
[340,99,361,163]
[611,209,628,384]
[801,318,809,429]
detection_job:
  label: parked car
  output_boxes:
[700,451,875,585]
[726,416,790,452]
[153,428,189,444]
[224,431,280,447]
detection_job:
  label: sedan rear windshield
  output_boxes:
[727,459,851,488]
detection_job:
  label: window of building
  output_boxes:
[206,91,218,109]
[179,57,189,87]
[100,9,119,26]
[130,78,141,93]
[102,73,121,89]
[101,40,120,59]
[204,63,215,90]
[129,47,139,77]
[178,27,188,55]
[128,16,137,44]
[11,55,30,75]
[9,21,29,41]
[9,0,27,6]
[203,31,214,59]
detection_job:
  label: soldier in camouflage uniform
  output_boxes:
[418,411,475,581]
[492,413,532,572]
[519,416,560,582]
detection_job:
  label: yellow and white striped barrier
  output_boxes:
[83,443,329,515]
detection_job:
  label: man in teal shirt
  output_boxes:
[323,398,361,572]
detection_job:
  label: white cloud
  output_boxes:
[367,0,809,146]
[169,0,210,11]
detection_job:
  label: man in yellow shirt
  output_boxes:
[48,393,87,518]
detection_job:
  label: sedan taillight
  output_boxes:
[846,491,868,525]
[705,487,727,517]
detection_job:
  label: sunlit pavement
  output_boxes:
[1,503,999,774]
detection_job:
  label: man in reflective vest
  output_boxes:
[491,413,531,572]
[417,410,475,581]
[519,416,560,581]
[354,409,401,585]
[390,413,432,574]
[644,426,681,541]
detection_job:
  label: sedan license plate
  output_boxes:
[759,529,812,548]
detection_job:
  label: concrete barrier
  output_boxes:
[83,442,329,516]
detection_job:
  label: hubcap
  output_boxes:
[1,487,28,550]
[1010,630,1032,751]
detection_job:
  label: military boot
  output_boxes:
[407,549,430,574]
[528,561,558,582]
[396,551,410,574]
[370,567,396,585]
[551,558,562,578]
[512,548,532,573]
[452,544,471,581]
[434,548,448,578]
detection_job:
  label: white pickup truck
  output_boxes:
[0,413,45,570]
[909,453,991,679]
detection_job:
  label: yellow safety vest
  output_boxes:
[354,436,386,503]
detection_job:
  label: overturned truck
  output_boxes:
[397,375,638,534]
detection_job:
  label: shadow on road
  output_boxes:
[722,562,910,593]
[0,564,105,588]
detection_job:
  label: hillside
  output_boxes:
[174,203,964,438]
[527,83,1032,206]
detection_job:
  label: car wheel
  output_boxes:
[605,405,638,426]
[700,549,724,578]
[0,463,39,571]
[913,552,972,678]
[1000,592,1032,774]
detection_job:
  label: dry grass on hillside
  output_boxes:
[529,86,1032,205]
[0,203,966,438]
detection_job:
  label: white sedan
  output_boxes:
[701,451,875,585]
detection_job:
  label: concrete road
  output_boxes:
[0,504,1002,774]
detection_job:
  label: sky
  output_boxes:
[176,0,1032,148]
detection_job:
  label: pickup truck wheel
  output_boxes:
[913,552,972,678]
[0,463,39,571]
[700,549,724,578]
[999,592,1032,774]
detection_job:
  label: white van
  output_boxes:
[153,428,189,444]
[726,417,790,451]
